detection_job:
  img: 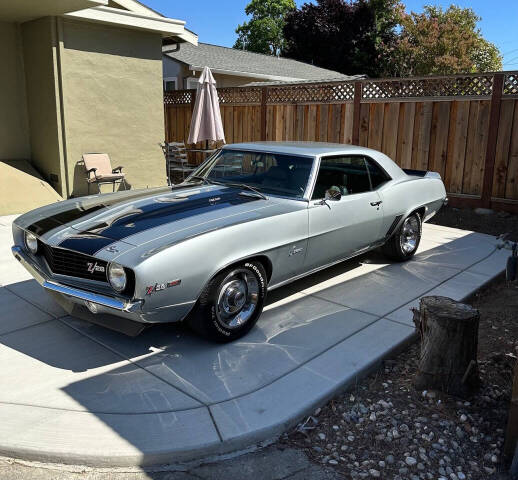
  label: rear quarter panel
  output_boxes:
[378,177,446,235]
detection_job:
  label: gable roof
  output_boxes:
[165,42,359,83]
[65,0,197,44]
[108,0,163,18]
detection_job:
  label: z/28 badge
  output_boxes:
[146,279,181,295]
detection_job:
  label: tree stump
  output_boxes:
[505,360,518,469]
[413,296,480,397]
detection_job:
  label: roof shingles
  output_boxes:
[165,42,360,83]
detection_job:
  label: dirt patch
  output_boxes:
[430,206,518,241]
[283,208,518,480]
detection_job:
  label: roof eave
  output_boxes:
[174,30,198,46]
[64,6,197,42]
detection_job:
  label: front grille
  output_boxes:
[40,242,108,283]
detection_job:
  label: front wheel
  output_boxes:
[382,212,422,261]
[187,261,267,342]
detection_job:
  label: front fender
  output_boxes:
[127,208,308,312]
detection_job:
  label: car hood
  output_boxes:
[17,185,298,257]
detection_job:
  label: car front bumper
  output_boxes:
[11,246,195,333]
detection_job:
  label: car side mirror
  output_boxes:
[325,189,341,201]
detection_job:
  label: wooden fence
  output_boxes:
[164,72,518,213]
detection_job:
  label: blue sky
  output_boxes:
[146,0,518,69]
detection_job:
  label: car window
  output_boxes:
[312,156,371,199]
[312,155,391,199]
[188,150,314,199]
[365,158,390,189]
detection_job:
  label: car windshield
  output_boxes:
[186,149,314,199]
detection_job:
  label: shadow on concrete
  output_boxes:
[0,230,498,466]
[0,159,62,214]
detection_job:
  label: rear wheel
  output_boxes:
[187,261,267,342]
[382,212,422,261]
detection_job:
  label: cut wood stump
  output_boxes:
[413,296,480,397]
[505,360,518,470]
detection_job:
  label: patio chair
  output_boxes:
[81,153,127,194]
[159,142,195,185]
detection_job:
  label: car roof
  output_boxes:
[222,141,406,179]
[222,141,381,157]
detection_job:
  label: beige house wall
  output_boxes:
[21,17,67,196]
[0,22,30,160]
[165,60,267,89]
[60,19,166,196]
[2,14,170,203]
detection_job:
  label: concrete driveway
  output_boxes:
[0,215,507,467]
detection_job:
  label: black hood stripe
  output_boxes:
[57,235,119,257]
[26,204,107,236]
[57,188,259,256]
[25,185,187,237]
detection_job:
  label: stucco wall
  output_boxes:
[0,22,30,160]
[21,17,66,195]
[60,19,166,196]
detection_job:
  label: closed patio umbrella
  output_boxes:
[187,66,225,144]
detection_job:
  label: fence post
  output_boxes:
[261,87,268,141]
[352,81,363,145]
[164,97,169,143]
[481,73,504,208]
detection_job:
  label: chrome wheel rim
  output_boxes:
[216,268,259,329]
[400,216,420,254]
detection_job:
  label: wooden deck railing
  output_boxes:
[164,71,518,213]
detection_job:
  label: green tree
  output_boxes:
[282,0,404,78]
[234,0,296,56]
[391,5,502,76]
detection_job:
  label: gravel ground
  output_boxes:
[282,206,518,480]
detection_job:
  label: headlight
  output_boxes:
[24,231,38,254]
[108,263,127,292]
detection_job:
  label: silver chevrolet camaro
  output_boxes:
[12,142,447,341]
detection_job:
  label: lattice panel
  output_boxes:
[362,75,494,99]
[267,82,355,104]
[218,87,262,104]
[164,90,194,105]
[504,74,518,95]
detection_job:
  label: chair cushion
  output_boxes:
[82,153,113,177]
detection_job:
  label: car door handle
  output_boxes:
[370,201,383,207]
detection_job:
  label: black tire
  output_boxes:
[187,260,267,342]
[382,212,422,261]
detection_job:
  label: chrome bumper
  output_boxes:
[11,246,142,313]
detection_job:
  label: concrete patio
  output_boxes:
[0,215,507,467]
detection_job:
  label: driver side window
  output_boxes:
[312,156,371,199]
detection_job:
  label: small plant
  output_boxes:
[497,234,518,282]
